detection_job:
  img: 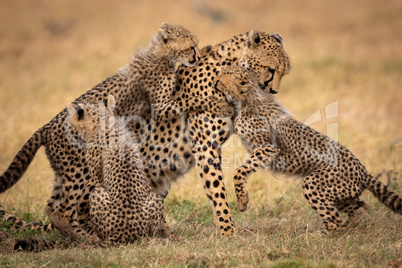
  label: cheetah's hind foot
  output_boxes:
[343,201,370,229]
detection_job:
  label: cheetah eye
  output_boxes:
[240,87,249,95]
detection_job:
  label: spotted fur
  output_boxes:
[0,23,200,240]
[132,30,290,236]
[0,29,290,238]
[67,95,173,244]
[0,205,54,232]
[216,66,402,232]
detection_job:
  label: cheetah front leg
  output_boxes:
[234,146,280,211]
[188,112,235,237]
[152,96,233,122]
[194,150,235,236]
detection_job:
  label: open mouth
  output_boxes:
[269,88,278,94]
[189,57,197,64]
[259,83,277,94]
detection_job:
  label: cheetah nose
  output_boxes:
[269,88,278,94]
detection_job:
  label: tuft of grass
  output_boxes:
[0,198,401,266]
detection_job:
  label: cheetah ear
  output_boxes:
[67,102,74,112]
[271,32,283,47]
[200,45,212,54]
[161,22,170,32]
[158,22,171,44]
[158,29,169,44]
[106,94,116,114]
[67,103,76,118]
[67,103,84,121]
[246,30,260,48]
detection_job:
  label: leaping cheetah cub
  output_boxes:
[215,66,402,232]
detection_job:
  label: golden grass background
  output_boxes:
[0,0,401,266]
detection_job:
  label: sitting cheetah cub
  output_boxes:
[215,66,402,233]
[67,95,173,244]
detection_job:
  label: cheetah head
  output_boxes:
[157,22,201,67]
[67,95,116,143]
[239,30,291,94]
[215,66,259,104]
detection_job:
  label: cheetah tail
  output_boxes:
[0,204,55,232]
[365,172,402,214]
[13,238,73,252]
[0,127,46,193]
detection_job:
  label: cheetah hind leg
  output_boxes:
[89,186,111,243]
[76,177,102,237]
[338,200,369,229]
[303,178,344,233]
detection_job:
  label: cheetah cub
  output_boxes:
[67,95,173,244]
[215,66,402,233]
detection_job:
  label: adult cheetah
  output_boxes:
[0,29,290,237]
[67,95,173,244]
[132,30,290,236]
[0,22,201,240]
[215,66,402,232]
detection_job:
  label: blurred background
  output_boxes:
[0,0,401,216]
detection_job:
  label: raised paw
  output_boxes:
[237,192,249,211]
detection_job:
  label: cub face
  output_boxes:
[157,22,200,67]
[215,66,258,104]
[67,95,116,143]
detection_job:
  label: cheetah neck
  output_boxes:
[211,33,248,62]
[241,88,292,124]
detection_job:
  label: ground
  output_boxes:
[0,0,401,266]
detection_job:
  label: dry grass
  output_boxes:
[0,0,401,266]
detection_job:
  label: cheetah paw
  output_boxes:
[237,193,249,211]
[219,225,236,237]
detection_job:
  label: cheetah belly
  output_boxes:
[133,114,195,196]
